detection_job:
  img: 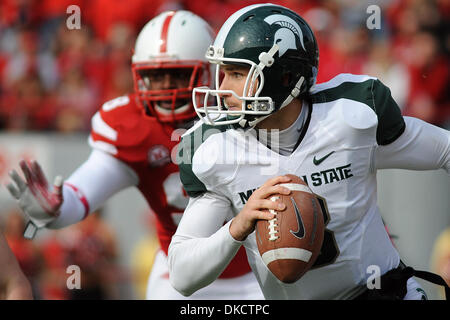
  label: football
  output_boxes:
[255,174,325,283]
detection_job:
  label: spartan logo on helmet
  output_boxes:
[263,14,306,57]
[192,4,319,128]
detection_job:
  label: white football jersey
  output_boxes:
[173,73,449,299]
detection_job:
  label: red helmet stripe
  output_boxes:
[160,11,175,53]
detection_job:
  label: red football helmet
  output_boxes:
[131,11,214,123]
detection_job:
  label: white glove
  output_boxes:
[6,160,63,239]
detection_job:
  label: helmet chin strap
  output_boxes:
[242,76,305,129]
[247,114,269,129]
[280,76,305,108]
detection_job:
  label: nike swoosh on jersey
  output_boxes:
[313,151,335,165]
[290,197,305,239]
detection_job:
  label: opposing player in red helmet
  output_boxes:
[131,10,212,124]
[6,10,263,300]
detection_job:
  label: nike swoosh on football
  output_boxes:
[313,151,335,165]
[290,197,305,239]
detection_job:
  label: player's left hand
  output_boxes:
[229,175,291,241]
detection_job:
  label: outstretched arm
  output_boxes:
[49,149,138,228]
[0,232,32,300]
[6,150,138,234]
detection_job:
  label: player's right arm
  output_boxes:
[49,149,138,228]
[6,150,138,231]
[374,116,450,174]
[6,96,139,232]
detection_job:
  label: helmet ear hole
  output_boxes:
[243,14,255,22]
[281,72,292,87]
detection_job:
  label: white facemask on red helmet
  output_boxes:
[132,10,215,123]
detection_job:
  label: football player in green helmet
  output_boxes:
[170,3,450,300]
[193,3,318,129]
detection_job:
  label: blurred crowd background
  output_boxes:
[0,0,449,132]
[0,0,449,299]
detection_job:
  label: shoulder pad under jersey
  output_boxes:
[310,73,405,145]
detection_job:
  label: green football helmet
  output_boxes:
[193,3,319,128]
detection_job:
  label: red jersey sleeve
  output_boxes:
[89,95,152,163]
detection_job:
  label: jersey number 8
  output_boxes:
[310,195,340,269]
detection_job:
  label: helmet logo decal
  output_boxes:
[263,14,305,57]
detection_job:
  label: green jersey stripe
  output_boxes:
[310,77,405,145]
[178,122,227,197]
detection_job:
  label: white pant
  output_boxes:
[146,250,265,300]
[404,278,428,300]
[145,251,427,300]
